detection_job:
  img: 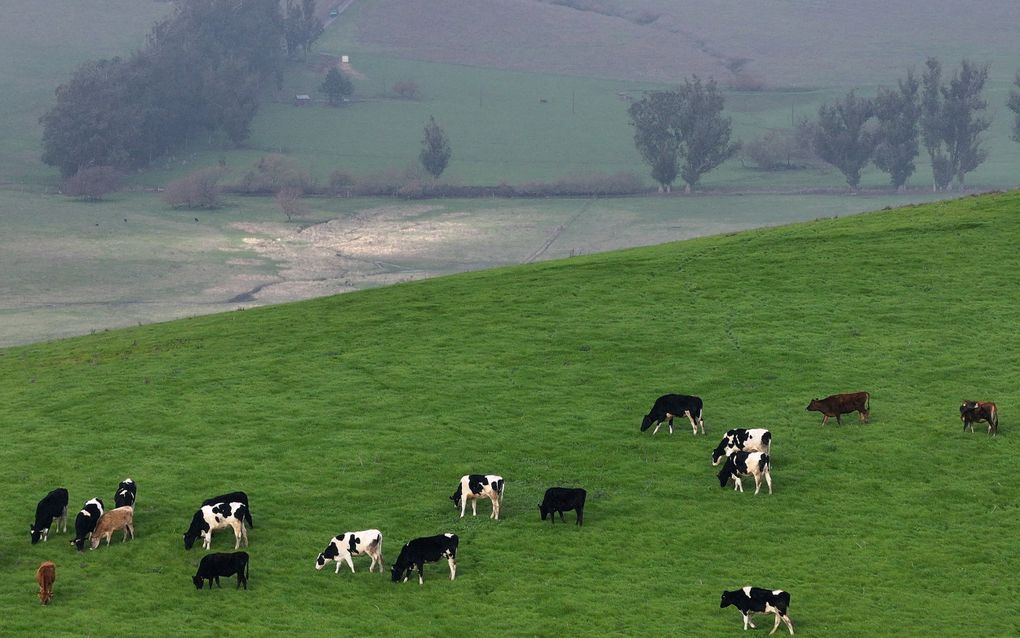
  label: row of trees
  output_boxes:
[813,59,992,191]
[41,0,295,177]
[631,59,1020,193]
[284,0,324,60]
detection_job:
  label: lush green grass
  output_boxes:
[2,192,1018,636]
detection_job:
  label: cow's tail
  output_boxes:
[990,404,998,431]
[243,504,254,529]
[245,552,250,582]
[495,479,505,501]
[865,392,871,412]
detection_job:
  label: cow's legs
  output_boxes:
[734,477,743,492]
[345,554,356,573]
[753,474,762,495]
[684,410,699,435]
[60,507,68,533]
[334,558,342,574]
[471,499,478,516]
[651,422,662,435]
[764,469,773,494]
[835,413,842,425]
[448,557,457,580]
[769,611,782,635]
[821,415,829,425]
[576,508,583,526]
[417,562,425,586]
[781,613,794,634]
[667,414,675,434]
[460,497,467,518]
[558,511,565,523]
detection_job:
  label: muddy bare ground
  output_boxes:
[0,191,955,347]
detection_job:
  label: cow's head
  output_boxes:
[538,503,549,520]
[806,399,822,412]
[315,542,339,571]
[711,444,730,466]
[390,560,411,583]
[717,465,733,488]
[72,537,86,552]
[193,574,205,589]
[640,414,655,432]
[450,486,463,509]
[720,590,737,608]
[182,531,198,550]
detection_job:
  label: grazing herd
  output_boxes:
[24,389,1000,634]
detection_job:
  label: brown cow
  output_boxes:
[36,561,55,605]
[806,392,870,425]
[960,400,998,435]
[90,506,135,549]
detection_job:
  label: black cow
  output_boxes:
[538,487,586,526]
[30,488,69,544]
[720,586,794,635]
[960,400,998,435]
[391,533,459,585]
[114,478,136,508]
[71,497,105,552]
[202,491,254,528]
[193,551,249,590]
[640,394,704,435]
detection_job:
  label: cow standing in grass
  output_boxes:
[30,488,69,544]
[717,452,773,495]
[450,475,504,520]
[193,552,249,590]
[71,497,105,551]
[36,561,56,605]
[712,429,772,466]
[641,394,704,435]
[391,533,458,585]
[114,479,136,508]
[960,400,998,435]
[806,392,870,425]
[90,506,135,549]
[201,492,254,528]
[315,530,384,574]
[720,586,794,634]
[538,487,586,526]
[183,502,249,550]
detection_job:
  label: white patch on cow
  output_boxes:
[456,475,503,520]
[742,585,752,596]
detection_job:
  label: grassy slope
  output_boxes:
[1,193,1018,636]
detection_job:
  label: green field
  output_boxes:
[2,192,1017,636]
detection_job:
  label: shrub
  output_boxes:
[392,80,419,99]
[275,186,306,221]
[162,167,225,208]
[236,154,311,194]
[328,169,354,196]
[62,166,123,201]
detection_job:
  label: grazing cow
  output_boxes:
[960,400,998,435]
[315,529,384,574]
[720,586,795,635]
[450,475,504,520]
[717,452,773,495]
[538,487,586,526]
[30,488,69,544]
[71,497,105,552]
[183,502,249,550]
[202,492,254,528]
[114,478,136,508]
[90,506,135,549]
[390,533,459,585]
[806,392,870,425]
[640,394,705,435]
[36,561,56,605]
[193,551,249,590]
[712,429,772,466]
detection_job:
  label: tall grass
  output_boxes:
[1,192,1017,636]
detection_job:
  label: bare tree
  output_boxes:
[275,186,305,221]
[163,167,225,208]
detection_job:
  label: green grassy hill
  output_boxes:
[2,192,1017,636]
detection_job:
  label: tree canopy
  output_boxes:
[40,0,285,176]
[320,67,353,106]
[921,58,991,191]
[419,116,452,179]
[873,70,921,190]
[812,91,876,190]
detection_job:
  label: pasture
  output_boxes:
[2,192,1018,636]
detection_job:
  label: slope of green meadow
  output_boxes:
[2,193,1018,636]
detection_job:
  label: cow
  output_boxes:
[193,551,249,590]
[538,487,586,526]
[720,586,795,635]
[390,533,459,585]
[960,400,998,435]
[202,492,254,528]
[71,497,105,552]
[36,561,56,605]
[712,429,772,466]
[640,394,704,435]
[315,529,384,574]
[450,474,504,520]
[183,502,249,550]
[30,488,69,544]
[806,392,870,425]
[90,506,135,549]
[114,478,136,508]
[717,452,773,495]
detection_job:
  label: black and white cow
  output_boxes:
[114,478,137,508]
[30,488,69,544]
[183,502,250,550]
[640,394,705,435]
[720,586,794,635]
[202,491,254,528]
[315,529,384,574]
[193,551,249,590]
[717,451,773,495]
[450,474,504,520]
[538,487,586,526]
[711,429,772,466]
[71,497,105,552]
[390,533,458,585]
